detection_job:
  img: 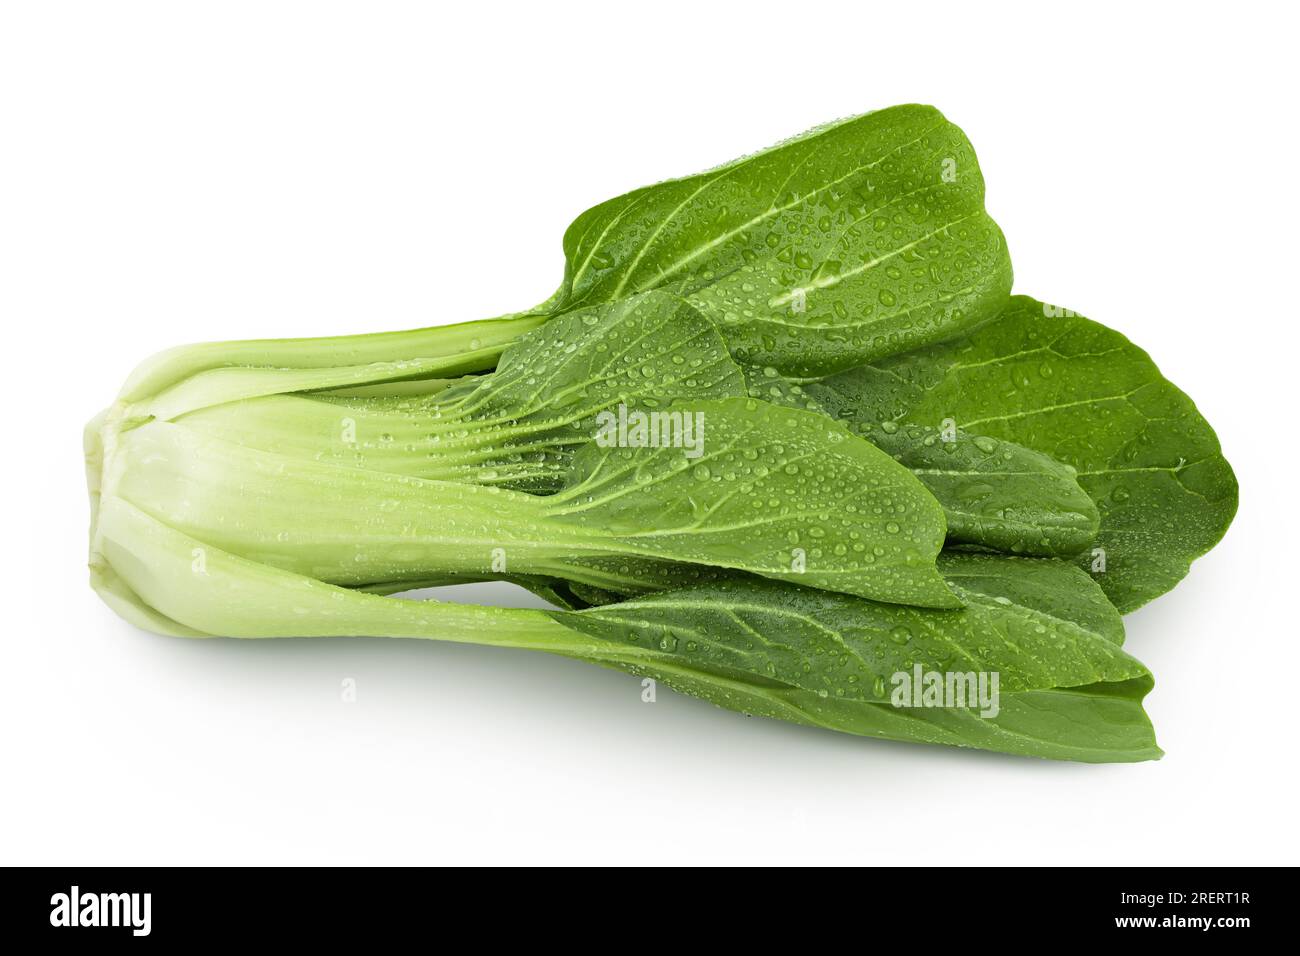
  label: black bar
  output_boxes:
[3,866,1281,942]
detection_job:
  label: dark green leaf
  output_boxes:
[559,553,1156,762]
[554,105,1012,377]
[748,364,1100,556]
[815,295,1238,611]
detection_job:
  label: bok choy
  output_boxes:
[86,104,1237,762]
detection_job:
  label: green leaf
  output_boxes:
[563,553,1131,700]
[595,659,1158,763]
[546,397,957,607]
[102,398,956,606]
[554,105,1012,377]
[119,311,550,420]
[106,106,1011,420]
[746,365,1100,556]
[939,551,1124,646]
[556,552,1157,762]
[92,499,1157,762]
[854,422,1100,557]
[177,291,747,493]
[815,295,1238,611]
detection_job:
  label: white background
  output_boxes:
[2,1,1295,865]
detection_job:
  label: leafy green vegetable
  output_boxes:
[101,291,956,608]
[178,291,747,493]
[85,105,1237,763]
[92,497,1158,762]
[813,295,1238,610]
[117,310,551,420]
[110,104,1010,420]
[853,422,1100,557]
[747,365,1100,556]
[96,394,957,606]
[555,104,1012,377]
